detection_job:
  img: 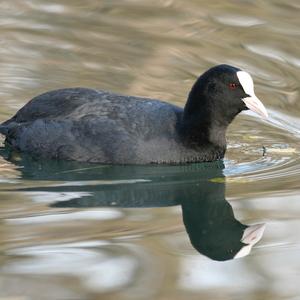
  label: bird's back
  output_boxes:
[1,88,185,164]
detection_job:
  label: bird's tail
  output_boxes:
[0,125,10,136]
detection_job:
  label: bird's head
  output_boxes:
[185,64,268,125]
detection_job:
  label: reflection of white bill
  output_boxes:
[235,223,266,259]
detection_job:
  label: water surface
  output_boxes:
[0,1,300,299]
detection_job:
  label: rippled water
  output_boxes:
[0,1,300,299]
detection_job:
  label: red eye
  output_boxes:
[229,83,238,90]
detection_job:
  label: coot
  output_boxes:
[0,64,268,164]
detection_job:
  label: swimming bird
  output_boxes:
[0,64,267,164]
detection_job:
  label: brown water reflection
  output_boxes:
[0,0,300,299]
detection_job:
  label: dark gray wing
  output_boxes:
[1,88,183,163]
[2,88,102,125]
[3,117,136,163]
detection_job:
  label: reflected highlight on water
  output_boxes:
[0,0,300,299]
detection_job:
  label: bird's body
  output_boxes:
[1,88,224,163]
[0,65,267,164]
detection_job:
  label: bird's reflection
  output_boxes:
[1,149,265,261]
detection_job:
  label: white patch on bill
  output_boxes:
[234,244,252,259]
[237,71,255,96]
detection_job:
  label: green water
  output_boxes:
[0,1,300,299]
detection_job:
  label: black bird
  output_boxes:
[0,64,268,164]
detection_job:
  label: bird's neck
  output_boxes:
[180,119,227,153]
[180,103,227,151]
[181,89,230,152]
